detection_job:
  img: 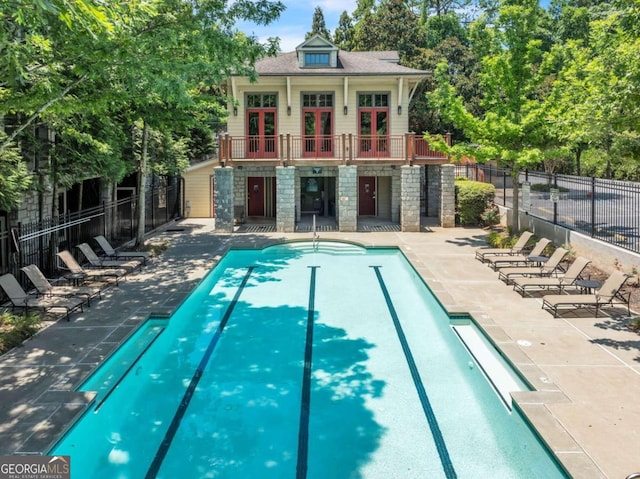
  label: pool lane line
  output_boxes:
[144,266,255,479]
[296,265,318,479]
[371,266,458,479]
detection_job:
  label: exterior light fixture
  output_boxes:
[343,106,348,115]
[287,105,291,115]
[397,106,402,115]
[233,106,238,116]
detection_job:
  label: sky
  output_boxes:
[238,0,356,52]
[238,0,551,53]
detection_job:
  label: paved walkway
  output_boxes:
[0,218,639,478]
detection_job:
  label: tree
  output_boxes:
[1,0,285,249]
[428,0,549,233]
[352,0,425,62]
[334,11,355,50]
[411,37,481,137]
[306,6,332,41]
[542,0,640,180]
[423,11,469,48]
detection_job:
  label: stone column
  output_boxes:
[276,166,296,232]
[440,163,456,227]
[400,165,421,232]
[213,166,234,233]
[338,165,357,232]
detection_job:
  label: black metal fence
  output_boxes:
[456,164,640,255]
[1,182,182,284]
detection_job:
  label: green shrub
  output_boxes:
[480,206,501,227]
[455,179,496,225]
[485,230,503,247]
[0,312,41,355]
[529,183,569,192]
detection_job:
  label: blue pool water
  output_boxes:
[51,241,567,478]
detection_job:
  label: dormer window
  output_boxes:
[296,35,339,69]
[304,52,331,67]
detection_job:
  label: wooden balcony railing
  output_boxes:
[218,133,451,165]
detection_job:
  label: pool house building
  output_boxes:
[183,35,456,232]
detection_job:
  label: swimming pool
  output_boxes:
[51,241,567,478]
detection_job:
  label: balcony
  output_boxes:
[218,133,451,166]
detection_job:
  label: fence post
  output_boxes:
[16,222,23,273]
[553,173,558,225]
[590,177,596,237]
[151,186,156,231]
[502,169,507,206]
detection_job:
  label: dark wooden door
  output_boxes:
[358,176,376,215]
[247,177,265,216]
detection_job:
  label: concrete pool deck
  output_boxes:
[0,218,638,478]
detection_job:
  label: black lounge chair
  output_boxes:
[94,235,151,265]
[21,264,103,306]
[57,250,127,286]
[512,257,591,296]
[541,270,631,317]
[497,247,568,285]
[0,273,84,321]
[485,237,551,270]
[475,231,533,263]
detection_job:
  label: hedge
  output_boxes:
[455,179,496,225]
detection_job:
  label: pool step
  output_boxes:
[81,319,167,409]
[452,323,528,410]
[266,241,366,256]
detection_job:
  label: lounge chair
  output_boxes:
[57,250,127,285]
[21,264,103,306]
[76,243,142,273]
[512,257,591,297]
[0,273,83,321]
[497,247,568,285]
[542,270,631,317]
[485,237,551,270]
[475,231,534,263]
[94,235,151,265]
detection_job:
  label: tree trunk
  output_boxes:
[135,120,149,248]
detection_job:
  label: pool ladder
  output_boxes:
[626,474,640,479]
[312,214,319,250]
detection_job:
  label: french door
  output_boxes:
[246,109,277,158]
[358,93,389,157]
[303,109,333,157]
[359,110,389,157]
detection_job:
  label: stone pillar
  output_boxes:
[214,166,234,232]
[440,163,456,228]
[400,165,421,232]
[426,164,441,217]
[391,169,401,223]
[276,166,296,232]
[338,165,357,232]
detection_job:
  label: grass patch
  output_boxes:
[0,311,42,355]
[147,240,170,256]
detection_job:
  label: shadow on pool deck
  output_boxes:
[0,218,639,479]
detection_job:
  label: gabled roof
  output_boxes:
[295,34,338,51]
[253,49,427,76]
